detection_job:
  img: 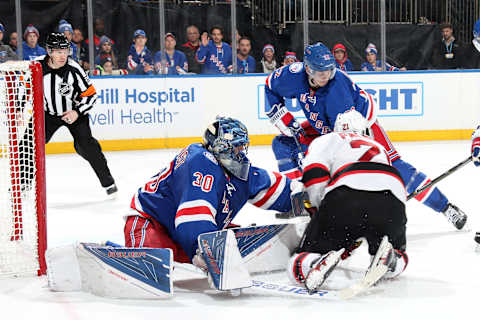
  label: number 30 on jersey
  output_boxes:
[192,172,214,192]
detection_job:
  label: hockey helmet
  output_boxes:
[46,32,71,51]
[203,116,251,181]
[334,109,368,135]
[304,42,336,83]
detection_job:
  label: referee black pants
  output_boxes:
[297,186,407,256]
[44,112,115,188]
[19,113,114,188]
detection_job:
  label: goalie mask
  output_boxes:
[334,109,368,135]
[203,116,251,181]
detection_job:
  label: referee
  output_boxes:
[34,33,117,197]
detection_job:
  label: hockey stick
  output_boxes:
[291,132,305,170]
[407,156,472,200]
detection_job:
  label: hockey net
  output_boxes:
[0,61,46,277]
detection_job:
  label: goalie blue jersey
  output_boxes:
[265,62,376,135]
[130,143,293,259]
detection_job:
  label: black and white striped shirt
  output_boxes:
[37,55,96,116]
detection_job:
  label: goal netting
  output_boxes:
[0,61,46,277]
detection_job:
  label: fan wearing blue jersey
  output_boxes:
[360,43,406,72]
[265,42,467,230]
[124,117,298,266]
[196,26,233,74]
[154,33,188,75]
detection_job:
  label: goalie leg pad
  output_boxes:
[233,222,308,274]
[76,243,173,299]
[198,229,252,291]
[46,244,82,292]
[47,243,174,298]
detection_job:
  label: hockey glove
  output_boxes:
[289,180,305,217]
[267,104,304,138]
[471,126,480,166]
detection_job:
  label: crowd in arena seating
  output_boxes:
[0,19,479,73]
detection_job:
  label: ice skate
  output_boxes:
[442,203,467,230]
[304,248,344,294]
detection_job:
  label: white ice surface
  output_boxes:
[1,140,479,319]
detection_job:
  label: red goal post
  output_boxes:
[0,61,46,276]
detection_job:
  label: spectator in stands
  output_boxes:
[236,37,255,73]
[256,44,278,73]
[0,23,17,62]
[332,43,353,71]
[463,18,480,69]
[154,33,188,75]
[127,29,153,75]
[95,36,118,69]
[20,24,46,60]
[92,56,128,76]
[430,23,463,69]
[85,17,114,53]
[58,20,78,62]
[9,32,18,52]
[196,26,232,74]
[72,28,89,71]
[361,43,406,71]
[180,25,201,74]
[282,51,297,66]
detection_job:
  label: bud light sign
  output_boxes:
[358,81,424,117]
[257,84,305,119]
[257,81,423,119]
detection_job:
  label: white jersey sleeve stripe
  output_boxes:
[175,199,217,228]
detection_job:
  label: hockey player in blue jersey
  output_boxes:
[471,20,480,165]
[265,42,467,230]
[124,116,298,266]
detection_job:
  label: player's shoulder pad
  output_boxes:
[182,143,222,171]
[267,63,308,94]
[288,62,304,73]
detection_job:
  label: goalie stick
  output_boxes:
[407,156,472,200]
[174,261,386,300]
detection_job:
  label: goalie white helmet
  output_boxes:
[334,109,368,135]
